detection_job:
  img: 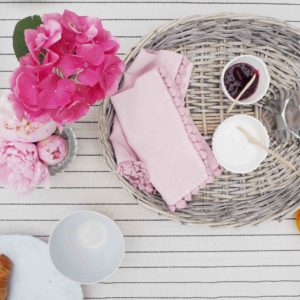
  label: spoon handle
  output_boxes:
[237,126,297,172]
[227,73,257,114]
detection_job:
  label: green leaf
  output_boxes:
[39,49,46,65]
[13,15,42,60]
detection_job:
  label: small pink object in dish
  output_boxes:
[37,135,68,166]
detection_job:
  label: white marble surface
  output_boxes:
[0,235,83,300]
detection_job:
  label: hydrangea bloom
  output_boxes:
[10,10,124,125]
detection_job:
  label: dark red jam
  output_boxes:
[224,63,259,100]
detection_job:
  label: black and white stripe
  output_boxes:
[0,1,300,299]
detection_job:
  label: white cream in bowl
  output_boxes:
[212,115,269,173]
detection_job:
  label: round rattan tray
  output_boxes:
[99,14,300,226]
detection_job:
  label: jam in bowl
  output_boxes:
[224,63,259,100]
[221,55,270,105]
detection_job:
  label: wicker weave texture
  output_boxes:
[99,14,300,226]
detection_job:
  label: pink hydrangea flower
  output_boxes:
[0,140,49,193]
[10,67,41,120]
[59,46,124,98]
[10,69,79,124]
[9,10,124,125]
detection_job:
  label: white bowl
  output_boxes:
[221,55,270,105]
[49,210,125,284]
[212,115,269,174]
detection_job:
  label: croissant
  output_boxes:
[0,255,12,300]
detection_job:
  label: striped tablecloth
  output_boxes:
[1,1,300,299]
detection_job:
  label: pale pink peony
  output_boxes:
[0,140,49,193]
[0,93,57,142]
[37,135,68,165]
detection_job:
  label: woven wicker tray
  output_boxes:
[99,14,300,226]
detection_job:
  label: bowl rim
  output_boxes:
[48,210,125,285]
[220,54,271,105]
[48,125,77,176]
[212,114,270,174]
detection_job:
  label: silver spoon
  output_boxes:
[281,88,300,140]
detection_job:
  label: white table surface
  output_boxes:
[1,1,300,299]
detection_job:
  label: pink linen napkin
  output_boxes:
[110,49,221,211]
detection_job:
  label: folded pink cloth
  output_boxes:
[110,49,221,211]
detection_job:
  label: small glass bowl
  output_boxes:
[48,126,77,176]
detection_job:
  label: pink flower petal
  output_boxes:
[52,100,89,124]
[38,76,75,109]
[38,73,57,91]
[76,44,104,66]
[77,84,105,105]
[77,68,99,86]
[59,54,84,78]
[24,29,40,62]
[62,10,101,45]
[16,71,39,107]
[76,23,98,44]
[57,78,76,94]
[98,54,125,96]
[98,38,120,54]
[42,19,62,49]
[42,13,62,23]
